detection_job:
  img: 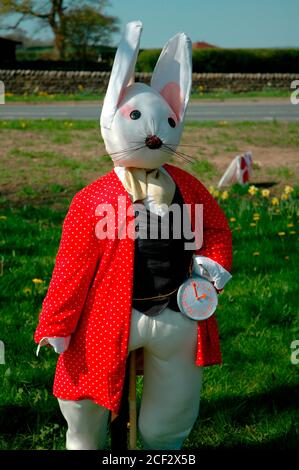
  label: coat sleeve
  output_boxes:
[34,192,101,343]
[194,181,232,273]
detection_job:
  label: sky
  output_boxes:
[108,0,299,49]
[1,0,298,49]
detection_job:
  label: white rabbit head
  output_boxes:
[100,21,192,169]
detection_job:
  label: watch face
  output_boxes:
[177,276,218,321]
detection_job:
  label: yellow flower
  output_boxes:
[230,217,236,222]
[253,213,260,221]
[253,252,260,256]
[23,287,31,295]
[287,215,292,219]
[261,189,270,198]
[271,197,279,206]
[289,231,296,235]
[287,223,294,228]
[221,191,229,200]
[0,216,7,220]
[32,278,44,284]
[218,121,228,126]
[281,193,289,201]
[277,232,286,236]
[21,122,27,128]
[284,185,294,194]
[250,223,256,227]
[248,185,258,196]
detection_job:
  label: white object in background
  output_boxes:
[36,336,71,356]
[193,255,232,290]
[218,152,253,188]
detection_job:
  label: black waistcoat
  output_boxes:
[132,185,194,316]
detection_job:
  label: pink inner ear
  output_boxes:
[117,87,128,107]
[159,82,183,120]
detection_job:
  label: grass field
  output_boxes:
[0,120,298,450]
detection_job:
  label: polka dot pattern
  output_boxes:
[34,163,232,413]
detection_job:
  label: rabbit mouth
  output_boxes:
[145,135,163,149]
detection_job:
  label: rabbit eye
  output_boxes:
[168,117,176,128]
[130,110,141,120]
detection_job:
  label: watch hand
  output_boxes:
[192,282,199,298]
[196,294,207,301]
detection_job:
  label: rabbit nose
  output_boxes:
[145,135,163,149]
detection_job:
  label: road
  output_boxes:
[1,100,298,121]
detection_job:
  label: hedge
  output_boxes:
[136,48,299,73]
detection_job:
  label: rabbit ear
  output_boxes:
[151,32,192,121]
[100,21,142,129]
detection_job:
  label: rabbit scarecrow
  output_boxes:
[34,21,232,450]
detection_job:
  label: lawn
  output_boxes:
[0,120,298,450]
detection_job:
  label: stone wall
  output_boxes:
[0,69,298,95]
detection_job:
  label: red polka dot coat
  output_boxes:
[34,163,232,413]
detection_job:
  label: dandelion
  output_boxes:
[0,216,7,220]
[284,185,294,195]
[248,185,258,196]
[209,186,220,198]
[221,191,229,200]
[281,193,289,201]
[289,231,296,235]
[21,122,27,128]
[32,278,44,284]
[271,197,279,206]
[253,213,260,221]
[277,232,286,236]
[253,252,260,256]
[287,223,294,228]
[250,223,256,227]
[261,189,270,198]
[230,217,236,222]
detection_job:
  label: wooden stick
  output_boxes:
[129,350,137,449]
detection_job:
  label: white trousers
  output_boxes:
[58,308,203,450]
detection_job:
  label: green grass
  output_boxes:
[0,121,298,450]
[5,89,290,103]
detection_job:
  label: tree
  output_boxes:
[64,6,118,61]
[0,1,118,60]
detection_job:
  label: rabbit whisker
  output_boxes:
[109,144,145,156]
[112,145,147,162]
[165,143,203,148]
[160,147,192,165]
[163,144,194,164]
